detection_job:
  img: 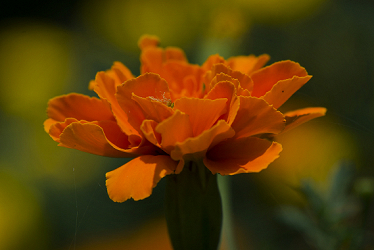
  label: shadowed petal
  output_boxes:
[47,93,114,122]
[232,96,285,138]
[204,137,282,175]
[174,97,228,137]
[251,60,308,98]
[262,75,312,109]
[106,155,179,202]
[170,120,235,162]
[282,107,327,133]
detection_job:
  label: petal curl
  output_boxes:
[94,71,140,136]
[58,121,144,157]
[204,64,253,94]
[116,73,170,132]
[170,120,235,162]
[205,80,239,125]
[251,60,308,98]
[201,54,226,72]
[231,96,285,138]
[140,40,187,75]
[174,97,228,137]
[132,94,174,123]
[46,93,114,122]
[106,155,179,202]
[282,107,327,133]
[140,119,162,147]
[204,137,282,175]
[262,75,312,109]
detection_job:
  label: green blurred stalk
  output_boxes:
[165,161,222,250]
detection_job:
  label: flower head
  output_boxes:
[44,35,326,202]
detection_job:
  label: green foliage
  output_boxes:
[278,161,374,250]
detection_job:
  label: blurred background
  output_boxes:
[0,0,373,249]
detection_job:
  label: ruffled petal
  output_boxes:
[227,54,270,75]
[107,61,135,84]
[262,75,312,109]
[251,60,308,98]
[138,35,160,50]
[140,120,162,147]
[116,73,171,133]
[201,54,226,72]
[46,93,114,122]
[204,137,282,175]
[58,121,142,157]
[132,94,174,123]
[94,71,140,137]
[205,80,239,125]
[231,96,285,138]
[209,73,240,90]
[282,107,327,133]
[162,61,204,100]
[170,120,235,162]
[156,110,193,153]
[174,97,228,137]
[106,155,179,202]
[204,63,253,94]
[139,36,187,75]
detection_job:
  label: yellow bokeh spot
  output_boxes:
[257,115,358,204]
[0,170,48,249]
[0,21,75,118]
[81,0,203,51]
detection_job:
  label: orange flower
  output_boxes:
[44,35,326,202]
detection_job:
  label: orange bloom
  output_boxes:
[44,35,326,202]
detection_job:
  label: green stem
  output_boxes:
[165,161,223,250]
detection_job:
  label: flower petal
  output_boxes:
[205,80,239,125]
[140,119,162,147]
[116,73,170,133]
[46,93,114,122]
[132,94,174,123]
[170,120,235,162]
[204,64,253,94]
[140,39,187,75]
[231,96,285,138]
[94,71,140,137]
[138,35,160,50]
[174,97,228,137]
[262,75,312,109]
[201,54,226,72]
[58,121,144,157]
[204,137,282,175]
[251,60,308,98]
[156,110,193,153]
[45,118,79,142]
[282,107,327,133]
[162,61,204,100]
[106,155,179,202]
[227,54,270,75]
